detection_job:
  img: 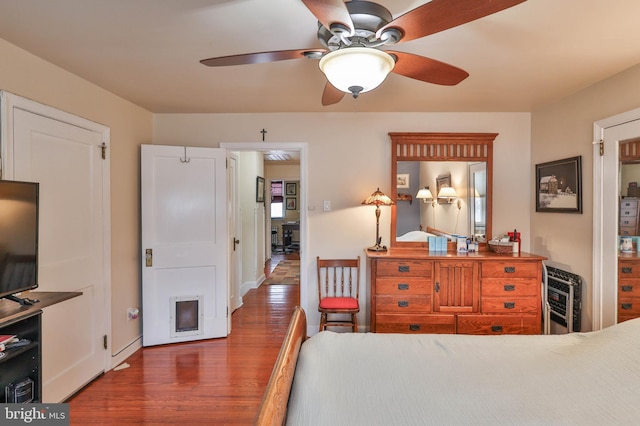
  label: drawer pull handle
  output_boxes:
[622,285,633,292]
[409,324,421,331]
[491,325,503,332]
[622,267,633,274]
[504,285,515,291]
[398,283,409,290]
[398,300,409,308]
[398,266,410,273]
[622,303,633,310]
[504,302,515,309]
[504,266,516,273]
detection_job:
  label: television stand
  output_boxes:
[3,294,40,306]
[0,291,81,403]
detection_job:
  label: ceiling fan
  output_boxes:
[200,0,527,106]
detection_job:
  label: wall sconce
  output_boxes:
[437,186,461,209]
[416,187,435,206]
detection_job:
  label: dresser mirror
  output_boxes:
[390,132,497,248]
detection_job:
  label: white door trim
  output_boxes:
[220,142,307,318]
[593,106,640,330]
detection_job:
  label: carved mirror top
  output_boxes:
[389,132,498,247]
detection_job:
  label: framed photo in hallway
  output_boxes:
[286,182,297,195]
[286,197,296,210]
[256,176,265,203]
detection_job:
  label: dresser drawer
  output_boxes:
[376,294,431,313]
[481,297,538,314]
[618,296,640,316]
[481,261,538,278]
[376,277,431,295]
[375,314,454,334]
[457,315,540,335]
[376,260,432,277]
[620,216,638,227]
[619,281,640,296]
[620,226,638,236]
[619,261,640,278]
[618,313,640,323]
[620,206,638,217]
[481,278,539,297]
[621,199,639,210]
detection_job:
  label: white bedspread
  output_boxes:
[287,318,640,425]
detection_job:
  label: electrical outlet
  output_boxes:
[127,307,139,320]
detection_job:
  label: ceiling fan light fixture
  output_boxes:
[319,47,395,96]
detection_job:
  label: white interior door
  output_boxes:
[3,94,109,402]
[597,115,640,329]
[141,145,228,346]
[229,153,241,314]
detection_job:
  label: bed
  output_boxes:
[256,306,640,425]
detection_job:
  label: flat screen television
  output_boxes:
[0,180,39,304]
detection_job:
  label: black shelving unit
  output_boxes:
[0,291,82,404]
[0,311,41,403]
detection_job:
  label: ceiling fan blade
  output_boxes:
[377,0,527,43]
[387,51,469,86]
[322,82,345,106]
[200,49,326,67]
[302,0,354,35]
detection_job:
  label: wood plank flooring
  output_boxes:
[68,261,299,425]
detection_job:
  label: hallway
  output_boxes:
[68,281,300,424]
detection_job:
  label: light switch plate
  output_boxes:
[323,200,331,211]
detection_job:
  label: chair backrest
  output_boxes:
[317,257,360,301]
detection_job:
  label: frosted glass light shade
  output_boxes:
[416,187,434,201]
[319,47,395,95]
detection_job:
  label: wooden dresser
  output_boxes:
[620,198,640,236]
[367,249,546,335]
[618,254,640,322]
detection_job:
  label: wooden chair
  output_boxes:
[317,256,360,332]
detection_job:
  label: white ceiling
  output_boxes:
[0,0,639,114]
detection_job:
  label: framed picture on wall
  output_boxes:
[256,176,265,203]
[286,182,297,195]
[535,156,582,213]
[286,197,296,210]
[397,173,410,189]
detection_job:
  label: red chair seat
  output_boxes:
[319,297,358,310]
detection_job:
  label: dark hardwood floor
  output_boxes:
[68,255,300,425]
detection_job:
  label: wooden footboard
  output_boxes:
[255,306,307,426]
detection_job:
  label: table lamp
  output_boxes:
[362,188,394,252]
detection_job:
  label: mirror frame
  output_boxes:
[389,132,498,248]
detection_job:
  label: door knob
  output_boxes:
[233,238,240,251]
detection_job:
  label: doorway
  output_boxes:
[220,142,307,321]
[593,107,640,330]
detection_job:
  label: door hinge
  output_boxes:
[101,142,107,160]
[227,306,229,318]
[103,334,108,350]
[599,139,604,156]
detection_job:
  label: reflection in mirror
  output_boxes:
[469,162,487,241]
[390,132,497,248]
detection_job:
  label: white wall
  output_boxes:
[0,38,151,358]
[532,63,640,331]
[153,112,531,330]
[238,151,265,291]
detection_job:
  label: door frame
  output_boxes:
[0,90,111,370]
[593,106,640,330]
[220,142,307,316]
